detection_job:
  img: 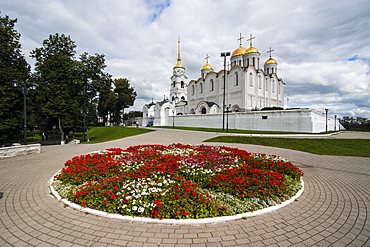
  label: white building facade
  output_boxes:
[188,34,284,115]
[142,35,341,133]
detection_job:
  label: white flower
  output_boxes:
[138,207,145,213]
[132,206,138,211]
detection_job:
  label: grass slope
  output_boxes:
[82,126,154,144]
[205,136,370,157]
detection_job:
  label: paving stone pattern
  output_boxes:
[0,129,369,246]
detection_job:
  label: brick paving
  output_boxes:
[0,129,369,246]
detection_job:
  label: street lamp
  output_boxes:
[226,104,231,132]
[172,109,175,129]
[80,110,87,142]
[334,115,337,131]
[13,80,37,145]
[325,109,329,132]
[220,52,230,131]
[53,125,56,145]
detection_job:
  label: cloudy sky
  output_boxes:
[2,0,370,118]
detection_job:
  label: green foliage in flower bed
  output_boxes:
[52,144,303,219]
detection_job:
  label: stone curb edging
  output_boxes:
[0,143,41,159]
[49,173,304,225]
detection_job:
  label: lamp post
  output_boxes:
[81,110,87,142]
[325,109,329,132]
[53,125,56,145]
[334,115,337,131]
[172,109,175,129]
[226,104,231,132]
[13,80,37,145]
[220,52,230,131]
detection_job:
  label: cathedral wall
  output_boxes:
[167,109,341,133]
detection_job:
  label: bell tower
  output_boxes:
[170,37,188,103]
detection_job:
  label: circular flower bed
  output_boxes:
[51,143,303,220]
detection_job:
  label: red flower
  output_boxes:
[111,194,117,199]
[104,191,111,194]
[154,200,162,205]
[81,202,86,206]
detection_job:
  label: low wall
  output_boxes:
[0,144,41,159]
[164,109,342,133]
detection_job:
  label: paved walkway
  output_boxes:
[1,129,369,246]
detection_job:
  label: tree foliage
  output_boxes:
[30,33,80,141]
[1,18,138,144]
[30,33,122,142]
[340,116,370,131]
[0,15,30,144]
[114,78,137,123]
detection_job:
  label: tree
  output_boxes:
[340,116,370,131]
[0,15,30,144]
[78,52,112,128]
[114,78,137,124]
[30,33,80,142]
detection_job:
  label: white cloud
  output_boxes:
[2,0,370,118]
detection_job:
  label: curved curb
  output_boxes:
[49,173,304,225]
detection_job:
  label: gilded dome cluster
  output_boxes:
[232,44,260,57]
[198,34,278,72]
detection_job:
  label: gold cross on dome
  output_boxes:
[238,33,244,46]
[267,47,275,58]
[247,34,255,46]
[204,54,210,64]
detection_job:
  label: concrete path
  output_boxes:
[1,129,369,246]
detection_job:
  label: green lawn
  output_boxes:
[205,136,370,157]
[80,126,154,144]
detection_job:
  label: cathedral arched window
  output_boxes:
[247,58,249,67]
[272,80,275,93]
[172,96,175,101]
[272,68,274,74]
[235,73,239,86]
[173,81,176,87]
[265,79,268,91]
[253,57,255,66]
[181,96,185,100]
[210,79,214,91]
[201,107,206,114]
[249,73,253,87]
[258,75,262,89]
[181,81,184,88]
[200,83,203,93]
[267,68,269,74]
[192,85,195,95]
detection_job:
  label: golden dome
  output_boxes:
[174,61,185,68]
[231,46,248,57]
[201,63,213,70]
[246,45,259,54]
[265,57,277,65]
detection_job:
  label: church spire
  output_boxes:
[174,36,185,68]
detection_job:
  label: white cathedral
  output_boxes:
[143,34,340,133]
